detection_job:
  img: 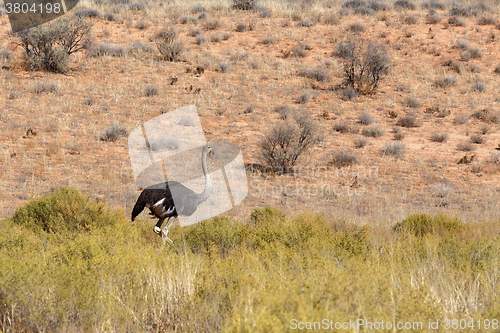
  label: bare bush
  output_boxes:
[290,42,310,57]
[469,133,485,144]
[404,96,420,108]
[205,19,221,30]
[471,109,499,124]
[181,16,198,24]
[100,124,127,142]
[490,152,500,163]
[362,124,385,137]
[477,15,497,25]
[330,150,358,168]
[434,75,457,88]
[397,114,420,127]
[462,46,483,60]
[394,0,415,10]
[91,42,125,57]
[426,9,441,24]
[233,0,256,10]
[355,7,374,15]
[195,34,207,45]
[456,38,469,49]
[30,81,59,93]
[75,9,101,18]
[448,16,466,26]
[135,20,150,30]
[155,26,183,61]
[494,64,500,74]
[294,92,311,104]
[449,2,489,17]
[334,38,391,95]
[403,14,418,24]
[479,124,490,134]
[217,62,232,73]
[260,111,322,172]
[235,21,248,32]
[341,87,358,100]
[128,2,147,10]
[422,0,444,9]
[17,18,92,73]
[348,21,366,32]
[457,141,474,151]
[324,14,339,25]
[382,141,405,157]
[442,58,463,73]
[273,105,296,119]
[430,132,448,142]
[298,67,330,82]
[261,36,277,44]
[143,85,159,97]
[469,63,481,73]
[453,115,469,125]
[471,82,486,93]
[358,112,375,125]
[299,18,315,27]
[354,137,369,148]
[342,0,365,9]
[127,41,154,56]
[368,1,387,11]
[393,131,405,140]
[191,4,206,13]
[333,120,357,133]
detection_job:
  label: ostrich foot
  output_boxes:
[160,227,173,244]
[153,226,162,235]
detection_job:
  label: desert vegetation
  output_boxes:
[16,17,91,73]
[1,0,500,329]
[334,37,391,94]
[260,110,322,173]
[1,189,499,332]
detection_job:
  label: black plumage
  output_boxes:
[131,181,205,222]
[131,145,213,243]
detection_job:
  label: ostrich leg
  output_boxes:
[153,217,166,235]
[160,217,176,244]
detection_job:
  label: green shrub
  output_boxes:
[174,208,339,254]
[393,213,464,237]
[11,187,122,233]
[1,201,499,332]
[177,216,249,255]
[250,206,286,226]
[333,226,370,258]
[438,237,498,272]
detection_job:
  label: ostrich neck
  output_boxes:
[196,147,213,205]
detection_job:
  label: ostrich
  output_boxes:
[131,145,213,243]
